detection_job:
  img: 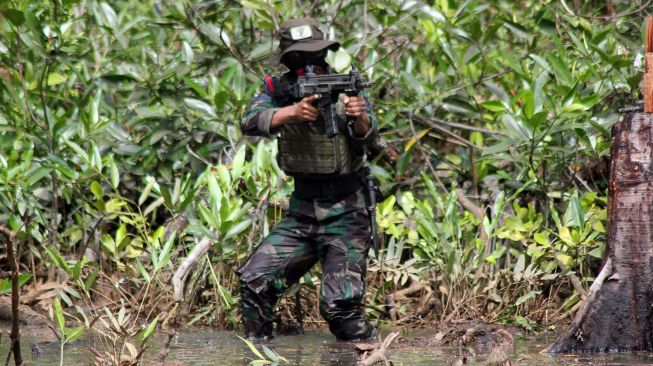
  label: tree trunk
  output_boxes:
[1,225,23,365]
[545,112,653,353]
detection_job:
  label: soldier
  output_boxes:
[236,17,378,341]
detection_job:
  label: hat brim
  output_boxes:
[279,40,340,59]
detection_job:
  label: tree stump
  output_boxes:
[545,112,653,353]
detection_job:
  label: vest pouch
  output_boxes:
[278,120,353,176]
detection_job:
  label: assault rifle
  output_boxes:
[264,65,375,137]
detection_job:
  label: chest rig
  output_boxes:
[277,115,354,177]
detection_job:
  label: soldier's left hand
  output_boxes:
[343,95,366,117]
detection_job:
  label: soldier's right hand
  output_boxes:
[292,94,319,122]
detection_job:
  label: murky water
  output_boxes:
[4,324,653,365]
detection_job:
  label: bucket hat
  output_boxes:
[278,18,340,61]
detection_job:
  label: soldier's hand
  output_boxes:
[292,94,320,122]
[343,95,366,118]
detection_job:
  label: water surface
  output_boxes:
[4,324,653,365]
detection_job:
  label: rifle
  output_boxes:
[264,65,375,137]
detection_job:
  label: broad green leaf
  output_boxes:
[47,73,67,86]
[3,9,25,26]
[556,253,574,267]
[184,98,216,117]
[534,232,550,247]
[64,326,85,343]
[333,48,352,73]
[559,227,574,246]
[90,181,103,201]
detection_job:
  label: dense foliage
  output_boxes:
[0,0,648,342]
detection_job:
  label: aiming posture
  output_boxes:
[236,18,378,340]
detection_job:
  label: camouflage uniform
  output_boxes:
[236,17,378,341]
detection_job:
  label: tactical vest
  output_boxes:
[277,114,356,178]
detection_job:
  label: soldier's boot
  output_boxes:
[239,280,276,339]
[320,300,374,341]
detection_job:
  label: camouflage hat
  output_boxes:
[278,18,340,61]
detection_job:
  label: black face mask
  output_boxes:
[282,51,328,72]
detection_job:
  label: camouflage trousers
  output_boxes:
[236,187,373,340]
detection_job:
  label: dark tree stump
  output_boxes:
[545,113,653,353]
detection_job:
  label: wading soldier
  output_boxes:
[236,17,378,341]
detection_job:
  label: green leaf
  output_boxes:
[515,291,541,306]
[3,9,25,26]
[139,177,155,205]
[184,98,216,117]
[45,246,71,274]
[207,172,223,204]
[72,259,84,281]
[90,181,103,201]
[91,142,102,171]
[534,232,550,247]
[84,266,100,292]
[261,346,280,362]
[241,0,267,11]
[64,326,85,343]
[237,335,267,360]
[109,157,119,189]
[135,316,159,342]
[562,103,587,113]
[546,53,573,85]
[65,139,88,161]
[224,217,252,239]
[47,73,67,86]
[480,100,506,112]
[556,252,574,267]
[333,48,352,73]
[214,91,229,110]
[0,274,32,294]
[115,224,127,247]
[137,259,151,282]
[155,234,175,273]
[25,166,52,186]
[53,297,65,333]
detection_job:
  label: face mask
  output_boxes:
[282,51,327,72]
